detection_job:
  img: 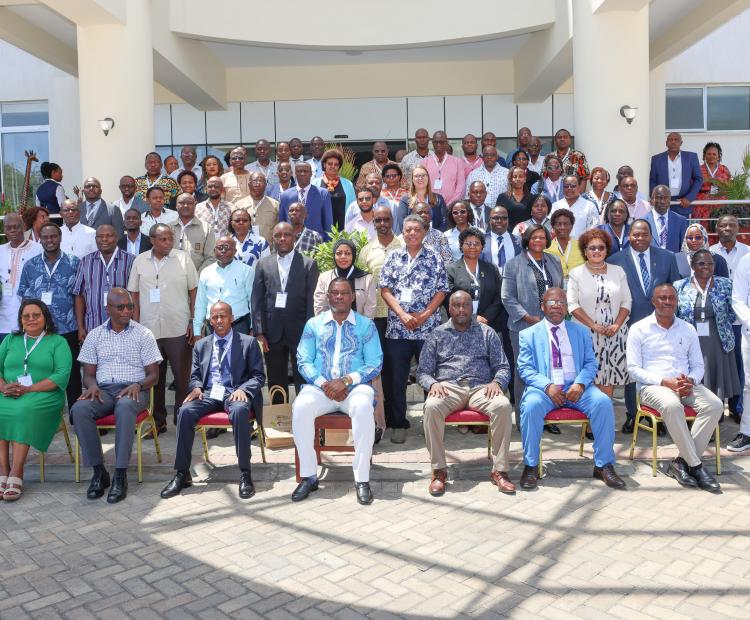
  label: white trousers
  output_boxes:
[741,335,750,436]
[292,384,375,482]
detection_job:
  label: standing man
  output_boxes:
[467,181,491,231]
[274,142,293,181]
[246,139,279,185]
[288,202,324,254]
[18,222,82,407]
[72,288,162,503]
[618,176,651,222]
[460,134,483,174]
[266,161,296,201]
[308,136,326,178]
[134,152,180,203]
[170,146,203,192]
[550,175,599,238]
[140,186,178,234]
[527,136,544,174]
[649,132,703,218]
[644,185,689,253]
[0,213,41,341]
[289,138,306,170]
[379,215,449,443]
[252,222,319,403]
[128,224,198,434]
[731,250,750,450]
[401,128,431,185]
[196,176,233,239]
[73,224,135,343]
[423,131,466,207]
[222,147,253,204]
[234,172,279,245]
[356,142,397,190]
[344,188,377,241]
[465,147,509,209]
[112,175,148,216]
[59,199,97,259]
[170,193,216,272]
[279,162,333,239]
[117,208,152,255]
[79,177,124,238]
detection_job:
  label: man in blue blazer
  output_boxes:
[648,133,703,218]
[161,301,265,500]
[643,185,689,253]
[278,161,333,239]
[516,288,624,490]
[607,219,680,432]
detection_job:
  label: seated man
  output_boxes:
[417,291,514,495]
[71,288,162,504]
[161,301,265,500]
[292,278,383,505]
[627,284,722,492]
[517,287,625,490]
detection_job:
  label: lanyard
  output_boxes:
[693,277,712,321]
[705,163,719,179]
[529,255,549,284]
[554,239,572,266]
[23,332,45,374]
[431,153,447,178]
[99,251,117,287]
[43,257,61,286]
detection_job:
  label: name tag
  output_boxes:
[696,321,710,337]
[400,288,414,304]
[433,179,443,190]
[209,384,226,400]
[41,291,53,305]
[103,290,110,306]
[149,288,161,303]
[275,292,288,308]
[17,374,32,387]
[551,368,565,387]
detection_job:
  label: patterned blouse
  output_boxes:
[18,252,81,334]
[674,276,736,353]
[233,228,270,269]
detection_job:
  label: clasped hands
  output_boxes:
[545,382,584,407]
[429,381,503,399]
[661,374,694,397]
[591,323,620,337]
[398,310,431,331]
[183,386,248,403]
[0,382,30,399]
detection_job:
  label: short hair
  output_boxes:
[123,208,141,219]
[39,222,61,236]
[176,170,198,184]
[691,248,715,266]
[149,223,172,238]
[447,200,475,228]
[356,187,374,199]
[590,166,610,184]
[145,186,165,198]
[458,226,486,249]
[15,298,57,335]
[328,276,354,293]
[381,163,402,179]
[402,214,424,230]
[321,149,343,167]
[578,228,611,256]
[521,224,552,250]
[145,151,162,162]
[551,208,576,227]
[531,194,552,214]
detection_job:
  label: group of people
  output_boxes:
[0,126,746,504]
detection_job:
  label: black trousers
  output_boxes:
[374,318,393,425]
[265,340,303,404]
[61,331,82,408]
[384,338,424,429]
[153,335,190,426]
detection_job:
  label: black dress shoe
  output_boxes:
[621,417,635,434]
[690,465,721,493]
[144,423,167,440]
[355,482,373,505]
[374,427,383,445]
[519,465,538,490]
[585,430,595,441]
[593,464,626,489]
[667,458,697,488]
[544,424,561,435]
[160,471,193,499]
[291,477,319,502]
[206,428,227,440]
[731,411,743,425]
[107,471,128,504]
[86,468,110,500]
[239,471,255,499]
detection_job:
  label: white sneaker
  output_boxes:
[727,433,750,452]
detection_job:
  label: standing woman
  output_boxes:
[497,166,533,232]
[395,165,447,233]
[675,223,729,279]
[229,208,270,269]
[22,206,49,243]
[583,167,613,221]
[695,142,732,225]
[674,249,739,408]
[199,155,224,190]
[597,199,630,256]
[443,200,476,261]
[0,300,72,501]
[545,208,584,288]
[513,194,552,237]
[35,162,66,214]
[567,229,631,398]
[510,149,541,194]
[381,163,408,212]
[312,149,356,230]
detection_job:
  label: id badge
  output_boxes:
[400,288,414,304]
[41,291,53,305]
[433,179,443,190]
[551,368,565,387]
[209,384,226,400]
[17,374,32,387]
[472,300,479,314]
[696,321,710,337]
[149,288,161,303]
[103,290,110,306]
[275,292,288,308]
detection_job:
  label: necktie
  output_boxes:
[550,326,562,368]
[497,243,506,268]
[87,203,96,221]
[298,188,306,205]
[639,252,651,293]
[216,339,231,387]
[659,215,667,248]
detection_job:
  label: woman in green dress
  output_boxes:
[0,299,72,501]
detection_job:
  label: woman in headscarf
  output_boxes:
[675,223,729,279]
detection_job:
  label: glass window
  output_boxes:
[1,131,50,208]
[0,102,49,127]
[707,86,750,131]
[666,88,704,130]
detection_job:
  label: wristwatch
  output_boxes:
[341,375,353,387]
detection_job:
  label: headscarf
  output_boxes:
[681,223,710,258]
[333,239,368,282]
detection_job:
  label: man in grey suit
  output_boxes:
[79,177,124,238]
[607,219,680,432]
[112,175,148,216]
[251,222,319,403]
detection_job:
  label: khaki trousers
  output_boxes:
[423,383,513,472]
[639,383,723,467]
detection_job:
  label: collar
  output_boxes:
[323,310,356,326]
[98,248,119,261]
[105,318,133,332]
[213,328,233,345]
[544,318,567,335]
[277,250,295,263]
[646,313,678,331]
[631,246,650,259]
[447,317,478,333]
[150,250,171,261]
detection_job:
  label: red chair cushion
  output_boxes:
[196,410,258,426]
[96,410,150,427]
[445,410,490,424]
[544,407,588,422]
[640,404,697,418]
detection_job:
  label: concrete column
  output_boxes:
[649,64,667,157]
[572,2,650,186]
[77,0,153,202]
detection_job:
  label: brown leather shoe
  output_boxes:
[489,471,516,494]
[429,469,447,496]
[593,464,626,489]
[519,465,539,490]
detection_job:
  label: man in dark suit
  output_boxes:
[648,132,703,218]
[643,185,689,253]
[160,301,265,500]
[278,161,333,239]
[252,222,319,403]
[607,219,680,432]
[467,181,493,231]
[117,208,152,255]
[79,177,124,238]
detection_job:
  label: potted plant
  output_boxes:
[710,146,750,233]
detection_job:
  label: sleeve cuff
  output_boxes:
[349,372,361,386]
[314,376,326,388]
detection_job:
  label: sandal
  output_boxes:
[3,477,23,501]
[0,476,7,498]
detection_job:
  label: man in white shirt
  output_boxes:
[731,251,750,451]
[551,175,599,238]
[627,283,723,492]
[60,199,97,258]
[345,188,377,241]
[308,136,325,178]
[112,175,148,215]
[246,139,279,185]
[465,147,509,209]
[527,137,544,174]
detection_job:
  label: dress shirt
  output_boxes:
[206,329,233,390]
[710,241,750,279]
[233,227,270,269]
[276,250,295,291]
[193,260,254,336]
[668,153,682,195]
[195,199,233,238]
[246,160,279,186]
[113,196,141,216]
[469,203,486,230]
[220,171,252,204]
[0,240,42,333]
[463,156,484,174]
[528,156,544,174]
[83,199,102,223]
[78,320,162,385]
[233,194,279,244]
[732,253,750,336]
[490,231,516,275]
[18,252,80,334]
[345,213,377,241]
[624,198,651,222]
[544,319,576,383]
[360,235,404,318]
[417,319,510,390]
[309,157,323,178]
[424,153,467,206]
[125,234,144,256]
[630,246,651,295]
[297,310,383,388]
[465,165,509,208]
[551,197,600,238]
[61,222,97,259]
[544,178,563,202]
[140,208,178,235]
[653,212,669,248]
[627,313,703,386]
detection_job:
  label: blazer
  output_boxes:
[480,232,523,266]
[278,185,333,240]
[313,270,377,318]
[674,276,736,352]
[501,251,564,333]
[251,251,319,347]
[80,199,124,238]
[643,209,689,254]
[394,194,447,234]
[649,150,703,201]
[597,223,630,256]
[189,331,265,423]
[117,233,152,254]
[606,246,680,324]
[517,319,598,392]
[567,262,632,322]
[445,259,503,330]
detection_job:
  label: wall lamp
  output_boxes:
[619,106,637,125]
[98,117,115,136]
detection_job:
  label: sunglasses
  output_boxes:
[685,235,703,241]
[563,183,578,189]
[109,303,135,311]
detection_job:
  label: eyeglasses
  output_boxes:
[462,241,482,248]
[543,300,565,307]
[694,261,714,267]
[215,245,234,252]
[110,303,135,311]
[586,245,606,252]
[229,156,245,161]
[452,210,468,215]
[490,215,508,221]
[21,312,43,320]
[84,183,100,189]
[373,218,391,224]
[563,183,578,189]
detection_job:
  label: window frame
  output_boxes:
[666,84,750,133]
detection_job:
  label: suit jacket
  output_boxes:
[445,259,502,330]
[648,150,703,201]
[189,331,266,423]
[278,185,333,240]
[480,232,523,265]
[80,199,124,238]
[607,246,680,324]
[597,223,630,256]
[117,233,152,254]
[251,251,319,347]
[501,252,564,333]
[643,209,689,254]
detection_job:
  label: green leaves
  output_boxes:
[302,224,370,272]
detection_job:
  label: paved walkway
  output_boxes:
[3,399,750,618]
